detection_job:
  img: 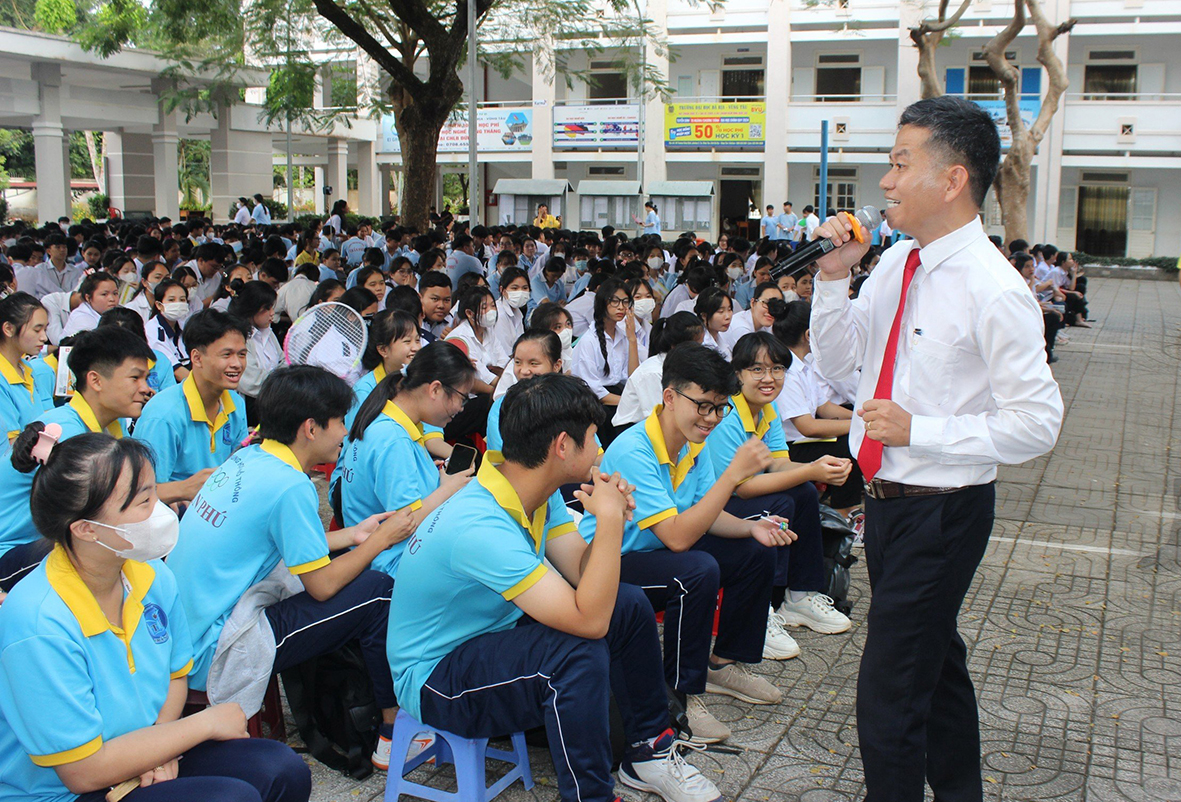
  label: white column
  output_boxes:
[763,0,791,209]
[325,139,349,210]
[356,140,379,216]
[151,81,181,220]
[32,63,69,223]
[1032,0,1069,244]
[531,53,556,180]
[895,5,922,115]
[211,104,274,222]
[108,132,155,213]
[313,166,326,215]
[642,0,669,186]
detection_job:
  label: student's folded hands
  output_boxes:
[575,471,636,524]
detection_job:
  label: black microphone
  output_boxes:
[771,206,882,280]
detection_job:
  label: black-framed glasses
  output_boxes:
[439,382,466,400]
[744,365,787,379]
[673,388,731,419]
[607,296,634,309]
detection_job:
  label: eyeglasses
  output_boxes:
[607,296,634,309]
[673,388,731,419]
[744,365,787,379]
[439,382,466,401]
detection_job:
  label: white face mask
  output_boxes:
[162,301,189,322]
[118,271,138,284]
[86,500,180,562]
[557,328,573,349]
[506,290,530,309]
[647,257,664,271]
[634,297,656,319]
[726,266,743,281]
[782,290,800,303]
[574,260,589,273]
[480,308,499,328]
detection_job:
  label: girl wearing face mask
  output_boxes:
[0,432,312,802]
[336,342,476,573]
[145,278,191,382]
[643,246,666,284]
[491,266,530,363]
[570,277,646,445]
[113,256,142,307]
[62,272,120,339]
[696,287,735,360]
[445,286,502,398]
[625,278,657,343]
[126,261,170,323]
[0,293,52,440]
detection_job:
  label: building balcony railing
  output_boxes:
[1061,94,1181,153]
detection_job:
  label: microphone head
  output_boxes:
[856,206,882,232]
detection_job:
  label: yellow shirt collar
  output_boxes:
[373,364,387,384]
[182,374,236,452]
[731,393,777,440]
[260,439,305,473]
[45,546,154,671]
[383,401,424,445]
[476,460,548,553]
[0,354,33,399]
[643,406,705,490]
[68,393,124,438]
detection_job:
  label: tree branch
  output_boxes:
[982,0,1026,142]
[311,0,426,96]
[1026,0,1076,143]
[913,0,971,35]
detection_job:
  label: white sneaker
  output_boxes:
[619,730,723,802]
[684,695,731,744]
[371,730,436,771]
[777,593,852,634]
[763,608,801,660]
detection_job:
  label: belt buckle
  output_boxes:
[866,478,886,500]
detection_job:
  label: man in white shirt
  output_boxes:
[808,96,1063,802]
[802,206,820,241]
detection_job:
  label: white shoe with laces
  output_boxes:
[619,729,723,802]
[763,608,801,660]
[777,593,852,634]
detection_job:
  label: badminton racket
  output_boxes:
[283,302,368,380]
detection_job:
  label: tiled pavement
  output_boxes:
[306,277,1181,802]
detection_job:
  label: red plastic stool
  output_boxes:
[654,589,723,637]
[183,676,286,741]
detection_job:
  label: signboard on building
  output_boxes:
[553,104,640,148]
[379,107,534,153]
[974,100,1040,148]
[664,102,766,149]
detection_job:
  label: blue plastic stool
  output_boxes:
[384,709,534,802]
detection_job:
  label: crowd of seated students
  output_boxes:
[0,208,1078,802]
[993,238,1093,365]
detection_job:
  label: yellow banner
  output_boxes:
[665,102,766,148]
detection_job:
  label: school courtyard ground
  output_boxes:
[305,276,1181,802]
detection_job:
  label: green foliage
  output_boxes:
[87,193,110,219]
[33,0,76,32]
[0,130,34,180]
[0,197,8,223]
[262,198,288,220]
[179,139,211,210]
[291,212,380,231]
[1074,252,1178,271]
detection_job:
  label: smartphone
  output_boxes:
[446,443,478,475]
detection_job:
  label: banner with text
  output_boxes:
[665,102,766,149]
[974,100,1040,148]
[553,104,640,148]
[379,107,534,153]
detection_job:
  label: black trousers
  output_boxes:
[1042,311,1062,358]
[789,437,864,510]
[857,483,995,802]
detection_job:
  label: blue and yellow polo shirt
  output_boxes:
[0,549,192,802]
[388,460,576,721]
[0,395,124,560]
[132,374,247,483]
[485,392,600,466]
[578,406,716,554]
[702,394,791,486]
[166,440,329,690]
[146,349,178,394]
[0,355,53,442]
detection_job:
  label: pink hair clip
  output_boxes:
[30,423,62,465]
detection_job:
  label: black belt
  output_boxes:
[864,479,963,500]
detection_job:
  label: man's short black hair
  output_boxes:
[183,308,250,354]
[419,271,451,293]
[385,284,423,319]
[136,235,162,257]
[898,95,1000,209]
[661,343,739,397]
[500,374,606,469]
[193,242,223,263]
[68,327,154,390]
[257,365,354,444]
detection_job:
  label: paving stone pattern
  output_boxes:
[304,278,1181,802]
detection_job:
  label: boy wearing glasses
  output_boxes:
[578,344,796,745]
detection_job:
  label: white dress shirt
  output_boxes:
[810,217,1063,488]
[61,302,101,339]
[613,353,666,426]
[445,320,499,386]
[774,350,831,443]
[489,297,524,362]
[274,275,317,320]
[571,323,648,400]
[239,326,283,397]
[566,292,596,338]
[719,308,760,353]
[807,352,859,406]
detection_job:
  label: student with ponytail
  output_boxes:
[571,277,646,444]
[0,292,52,442]
[337,341,476,576]
[0,432,312,802]
[0,328,154,591]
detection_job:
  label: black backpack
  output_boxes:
[819,504,859,616]
[281,641,380,780]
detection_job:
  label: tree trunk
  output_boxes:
[395,108,447,231]
[995,137,1033,243]
[911,29,946,99]
[83,131,103,187]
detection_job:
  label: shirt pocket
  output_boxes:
[906,333,956,406]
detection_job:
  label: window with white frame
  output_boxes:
[813,167,857,213]
[815,54,861,101]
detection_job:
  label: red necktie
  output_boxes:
[858,247,921,482]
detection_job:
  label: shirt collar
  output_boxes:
[68,393,124,438]
[643,406,705,490]
[45,544,154,661]
[259,439,305,472]
[182,374,236,446]
[476,460,548,553]
[383,401,424,445]
[373,363,387,384]
[911,216,985,274]
[731,393,777,439]
[0,354,33,397]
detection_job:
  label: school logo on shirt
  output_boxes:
[143,603,169,644]
[147,372,162,391]
[221,426,233,446]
